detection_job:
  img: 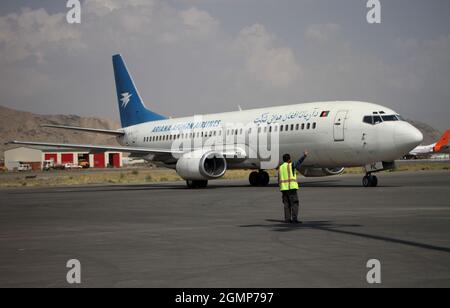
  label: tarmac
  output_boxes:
[0,170,449,287]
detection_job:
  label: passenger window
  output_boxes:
[301,124,305,130]
[285,125,289,131]
[313,123,317,129]
[290,124,294,131]
[296,124,299,130]
[307,123,311,130]
[280,125,283,132]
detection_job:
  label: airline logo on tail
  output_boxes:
[433,130,450,152]
[120,92,133,108]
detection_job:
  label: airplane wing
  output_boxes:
[7,140,183,155]
[42,124,125,136]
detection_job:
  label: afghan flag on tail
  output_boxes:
[320,111,330,117]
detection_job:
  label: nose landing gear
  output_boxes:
[362,174,378,187]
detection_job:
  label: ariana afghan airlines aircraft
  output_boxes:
[9,54,424,188]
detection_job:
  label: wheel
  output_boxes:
[249,171,259,186]
[186,180,208,189]
[370,175,378,187]
[363,175,378,187]
[258,171,270,186]
[186,180,195,188]
[363,175,370,187]
[198,180,208,188]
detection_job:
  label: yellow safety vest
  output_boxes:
[279,162,299,191]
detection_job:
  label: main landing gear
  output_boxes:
[362,173,378,187]
[249,170,270,187]
[186,180,208,188]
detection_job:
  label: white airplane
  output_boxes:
[9,54,423,188]
[405,130,450,159]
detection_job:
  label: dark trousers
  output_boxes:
[282,189,299,222]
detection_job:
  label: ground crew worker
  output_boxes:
[278,151,308,224]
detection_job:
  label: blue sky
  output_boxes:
[0,0,449,130]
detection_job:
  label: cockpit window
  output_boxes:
[363,116,373,124]
[364,114,403,125]
[381,115,399,121]
[373,116,382,124]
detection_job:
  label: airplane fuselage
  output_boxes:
[118,101,423,169]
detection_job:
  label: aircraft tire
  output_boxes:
[258,171,270,186]
[249,171,259,186]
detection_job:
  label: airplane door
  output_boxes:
[333,110,348,141]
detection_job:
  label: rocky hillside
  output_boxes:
[0,105,443,160]
[0,105,120,159]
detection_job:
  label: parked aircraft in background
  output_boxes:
[404,130,450,159]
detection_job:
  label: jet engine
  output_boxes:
[176,150,227,180]
[300,167,345,177]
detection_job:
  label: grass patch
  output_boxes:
[0,162,449,188]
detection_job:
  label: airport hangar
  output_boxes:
[4,146,123,171]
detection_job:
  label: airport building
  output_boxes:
[4,146,122,171]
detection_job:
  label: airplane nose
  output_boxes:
[394,123,423,152]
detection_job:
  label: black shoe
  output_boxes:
[292,219,302,224]
[285,219,292,224]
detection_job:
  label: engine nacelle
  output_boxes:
[176,150,227,180]
[300,167,345,177]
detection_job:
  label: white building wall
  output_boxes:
[4,147,43,170]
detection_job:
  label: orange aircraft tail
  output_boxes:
[433,130,450,152]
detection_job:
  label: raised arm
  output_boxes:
[293,151,308,171]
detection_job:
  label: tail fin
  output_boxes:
[112,54,167,127]
[433,130,450,152]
